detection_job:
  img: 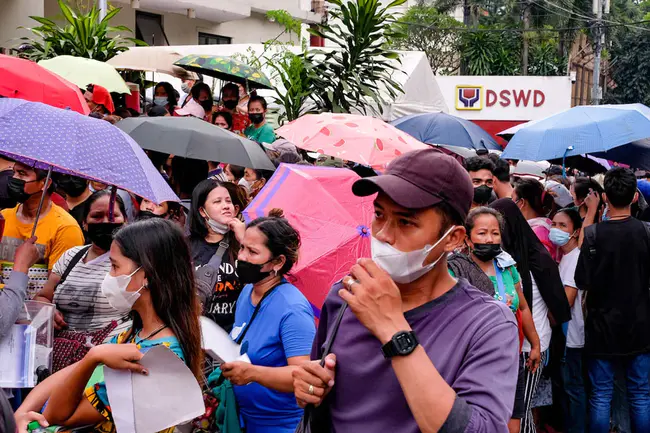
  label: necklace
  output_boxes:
[137,324,168,342]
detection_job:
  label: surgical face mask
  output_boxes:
[8,177,39,203]
[223,99,238,110]
[181,82,192,94]
[86,222,122,251]
[101,267,144,313]
[249,113,264,125]
[206,217,230,234]
[236,260,272,285]
[238,178,252,193]
[549,228,572,246]
[473,185,493,204]
[153,97,168,107]
[371,225,455,284]
[57,176,88,198]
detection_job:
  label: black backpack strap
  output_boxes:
[57,245,92,286]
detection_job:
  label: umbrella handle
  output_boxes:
[562,146,574,179]
[108,186,117,222]
[30,167,53,238]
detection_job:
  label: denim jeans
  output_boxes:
[562,348,587,433]
[588,353,650,433]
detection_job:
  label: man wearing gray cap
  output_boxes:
[292,148,519,432]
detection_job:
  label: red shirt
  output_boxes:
[217,107,250,136]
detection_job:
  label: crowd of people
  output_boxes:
[0,77,649,433]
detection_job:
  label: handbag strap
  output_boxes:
[493,261,507,303]
[57,245,92,287]
[236,283,284,345]
[205,240,229,270]
[319,302,348,367]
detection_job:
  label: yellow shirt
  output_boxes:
[1,203,83,297]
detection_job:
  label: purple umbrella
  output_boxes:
[0,98,177,205]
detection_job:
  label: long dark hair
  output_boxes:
[83,189,126,222]
[514,178,554,217]
[114,219,202,378]
[247,209,300,276]
[189,179,243,260]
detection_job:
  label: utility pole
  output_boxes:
[522,0,530,76]
[591,0,609,105]
[460,0,471,74]
[98,0,108,20]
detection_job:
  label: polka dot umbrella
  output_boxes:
[276,113,429,170]
[0,98,178,206]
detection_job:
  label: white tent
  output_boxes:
[108,44,448,121]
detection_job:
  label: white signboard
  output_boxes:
[435,76,572,121]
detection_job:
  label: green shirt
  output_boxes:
[245,122,276,144]
[448,264,521,313]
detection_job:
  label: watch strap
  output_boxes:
[381,331,418,358]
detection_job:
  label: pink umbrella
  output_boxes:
[243,163,374,316]
[276,113,428,170]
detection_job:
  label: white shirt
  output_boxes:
[523,274,552,353]
[559,248,584,348]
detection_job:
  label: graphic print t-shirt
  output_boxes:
[190,237,242,332]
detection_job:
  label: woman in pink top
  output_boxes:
[513,178,559,261]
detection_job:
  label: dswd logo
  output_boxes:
[456,86,483,111]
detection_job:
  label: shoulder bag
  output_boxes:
[196,240,230,305]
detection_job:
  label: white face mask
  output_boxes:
[238,178,252,193]
[206,217,230,234]
[371,226,456,284]
[101,267,144,313]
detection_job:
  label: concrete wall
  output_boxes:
[40,0,295,47]
[0,0,45,50]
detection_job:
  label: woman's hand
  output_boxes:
[53,309,67,330]
[228,219,246,243]
[15,411,49,433]
[526,346,542,373]
[221,361,255,385]
[584,189,600,213]
[87,344,147,375]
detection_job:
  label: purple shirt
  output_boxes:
[313,278,519,433]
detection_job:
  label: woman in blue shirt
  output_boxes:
[222,209,315,433]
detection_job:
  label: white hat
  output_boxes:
[175,98,205,118]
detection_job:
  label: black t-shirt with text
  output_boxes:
[190,237,242,332]
[575,217,650,357]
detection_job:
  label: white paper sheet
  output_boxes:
[105,345,205,433]
[200,316,250,363]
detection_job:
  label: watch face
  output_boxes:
[394,332,416,354]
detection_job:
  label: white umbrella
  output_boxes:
[107,50,198,79]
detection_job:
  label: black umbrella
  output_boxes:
[116,117,275,170]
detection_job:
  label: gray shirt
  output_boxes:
[313,278,519,433]
[0,271,28,338]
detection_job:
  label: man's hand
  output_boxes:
[53,309,68,330]
[221,361,255,386]
[340,259,410,344]
[526,346,541,373]
[13,236,39,273]
[293,354,336,408]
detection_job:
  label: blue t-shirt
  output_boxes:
[230,281,315,432]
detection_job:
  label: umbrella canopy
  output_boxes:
[501,104,650,161]
[107,50,199,79]
[116,117,275,170]
[0,98,177,204]
[0,54,89,115]
[277,113,429,170]
[434,143,502,160]
[243,164,374,315]
[391,112,501,151]
[174,55,273,90]
[38,56,130,94]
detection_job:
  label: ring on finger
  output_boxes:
[308,384,315,395]
[345,278,359,290]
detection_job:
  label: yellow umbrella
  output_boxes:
[38,56,130,94]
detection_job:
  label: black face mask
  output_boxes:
[236,260,272,285]
[137,210,164,220]
[223,99,238,110]
[0,170,18,209]
[248,113,264,125]
[200,100,213,113]
[7,177,37,203]
[57,176,88,198]
[86,222,123,251]
[472,243,502,262]
[473,185,493,204]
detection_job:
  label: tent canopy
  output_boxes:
[108,44,448,121]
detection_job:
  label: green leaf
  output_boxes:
[58,0,76,25]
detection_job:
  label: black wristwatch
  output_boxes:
[381,331,419,359]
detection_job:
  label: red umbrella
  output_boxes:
[0,54,90,115]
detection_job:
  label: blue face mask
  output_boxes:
[549,228,572,246]
[153,97,168,106]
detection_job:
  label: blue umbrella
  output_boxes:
[391,112,502,151]
[501,104,650,163]
[0,98,177,204]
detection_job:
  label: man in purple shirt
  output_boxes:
[292,149,519,432]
